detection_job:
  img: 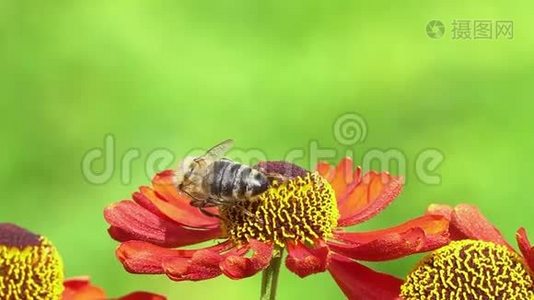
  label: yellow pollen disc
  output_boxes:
[401,240,534,300]
[0,237,64,299]
[220,172,339,247]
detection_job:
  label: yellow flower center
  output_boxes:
[0,224,64,300]
[401,240,534,300]
[220,171,339,247]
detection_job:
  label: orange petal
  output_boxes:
[149,170,219,228]
[329,228,427,261]
[337,172,403,227]
[163,249,224,281]
[137,185,218,229]
[63,277,165,300]
[329,157,358,197]
[116,240,232,275]
[316,161,335,181]
[117,241,189,274]
[330,215,449,261]
[335,214,449,244]
[104,200,222,247]
[62,277,106,300]
[118,292,166,300]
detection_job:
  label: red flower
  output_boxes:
[426,203,534,272]
[105,158,450,299]
[0,223,164,300]
[399,204,534,299]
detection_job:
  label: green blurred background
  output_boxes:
[1,0,533,299]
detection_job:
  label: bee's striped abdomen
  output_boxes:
[210,160,240,199]
[209,160,268,201]
[232,166,251,199]
[220,162,242,198]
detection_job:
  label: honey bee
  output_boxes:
[174,139,269,218]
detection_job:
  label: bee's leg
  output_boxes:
[189,198,223,219]
[189,198,204,208]
[229,202,264,225]
[189,200,199,207]
[213,199,264,225]
[194,198,264,225]
[199,206,222,219]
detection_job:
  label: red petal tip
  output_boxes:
[328,254,403,300]
[450,204,509,246]
[516,227,534,271]
[220,240,273,279]
[285,240,329,278]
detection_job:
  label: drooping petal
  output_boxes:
[62,277,166,300]
[220,240,273,279]
[428,204,509,246]
[329,228,427,261]
[117,241,188,274]
[62,277,106,300]
[328,254,403,300]
[451,204,509,245]
[330,215,449,261]
[426,203,471,240]
[285,240,330,278]
[105,201,222,248]
[116,240,232,274]
[516,228,534,271]
[118,292,166,300]
[337,172,404,227]
[335,214,449,247]
[163,249,225,281]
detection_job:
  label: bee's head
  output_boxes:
[174,156,197,187]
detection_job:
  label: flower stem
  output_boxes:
[260,247,283,300]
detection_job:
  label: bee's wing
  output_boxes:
[197,139,234,164]
[176,140,234,184]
